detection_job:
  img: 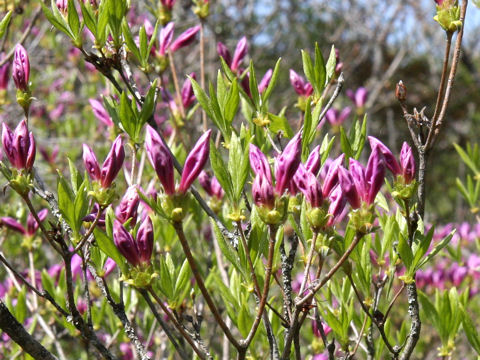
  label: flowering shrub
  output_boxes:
[0,1,479,360]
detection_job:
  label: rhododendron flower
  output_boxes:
[113,217,153,266]
[12,44,30,92]
[289,69,313,96]
[89,99,113,127]
[324,107,351,126]
[346,87,368,108]
[198,170,224,199]
[217,37,248,73]
[0,209,48,236]
[83,135,125,188]
[274,133,302,195]
[115,185,140,224]
[2,120,36,171]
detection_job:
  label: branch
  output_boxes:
[0,301,58,360]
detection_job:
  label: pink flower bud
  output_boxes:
[198,170,224,199]
[82,144,101,181]
[231,36,248,72]
[12,44,30,92]
[217,42,232,67]
[115,186,140,224]
[252,174,275,209]
[365,148,386,204]
[400,142,415,183]
[145,125,175,195]
[2,120,36,170]
[178,130,212,193]
[289,69,313,96]
[368,136,401,176]
[56,0,67,12]
[349,159,366,201]
[158,22,175,56]
[327,185,347,227]
[89,99,113,127]
[136,216,154,264]
[305,145,321,175]
[160,0,175,10]
[338,167,361,209]
[249,144,272,183]
[0,56,10,90]
[322,154,345,198]
[170,26,200,53]
[26,208,48,235]
[325,107,351,126]
[346,87,368,108]
[258,69,272,94]
[274,132,302,195]
[113,220,141,266]
[181,72,196,108]
[100,135,125,188]
[303,169,323,208]
[0,217,26,234]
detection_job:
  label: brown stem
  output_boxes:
[74,205,104,252]
[145,288,206,360]
[384,283,406,322]
[298,231,319,296]
[168,51,186,119]
[242,224,277,347]
[173,222,242,350]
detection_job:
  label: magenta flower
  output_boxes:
[12,44,30,92]
[2,120,36,171]
[289,69,313,97]
[160,0,175,10]
[326,185,347,226]
[198,170,224,199]
[341,149,386,207]
[322,154,345,198]
[335,49,343,74]
[113,217,154,266]
[252,174,275,209]
[400,142,415,183]
[0,56,10,91]
[145,125,175,195]
[83,135,125,188]
[274,133,302,195]
[217,37,248,73]
[170,26,200,52]
[0,209,48,236]
[146,126,211,194]
[231,36,248,72]
[181,72,196,108]
[56,0,67,12]
[346,87,368,108]
[249,143,272,183]
[368,136,401,175]
[301,168,323,208]
[258,69,273,94]
[115,185,140,224]
[178,130,212,193]
[304,145,321,175]
[158,22,175,56]
[89,99,113,127]
[324,107,351,126]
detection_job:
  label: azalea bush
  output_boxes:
[0,0,479,359]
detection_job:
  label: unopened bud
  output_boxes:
[395,80,407,102]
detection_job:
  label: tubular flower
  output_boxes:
[217,37,248,73]
[274,132,302,195]
[2,120,36,171]
[198,170,224,199]
[249,143,272,183]
[115,185,140,224]
[324,107,352,127]
[145,126,211,195]
[89,99,113,127]
[0,209,48,236]
[322,154,345,198]
[400,142,415,183]
[252,174,275,209]
[12,44,30,92]
[368,136,402,176]
[181,72,196,108]
[82,135,125,188]
[258,69,273,94]
[145,125,175,195]
[0,56,10,91]
[178,130,212,193]
[346,87,368,109]
[113,217,153,267]
[158,22,175,56]
[289,69,313,96]
[170,26,201,52]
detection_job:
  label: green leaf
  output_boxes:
[224,79,240,126]
[325,45,336,82]
[16,287,27,324]
[301,49,314,88]
[80,2,97,38]
[237,302,251,338]
[411,226,434,272]
[354,114,368,159]
[57,172,75,230]
[462,306,480,355]
[0,11,12,39]
[137,80,158,139]
[454,143,479,175]
[68,158,83,193]
[228,133,248,203]
[94,228,127,273]
[174,259,191,297]
[67,0,81,40]
[122,20,141,63]
[313,42,326,95]
[138,26,148,61]
[41,270,56,299]
[212,221,246,279]
[248,61,260,110]
[42,1,73,39]
[397,232,413,271]
[340,126,353,160]
[119,92,137,139]
[73,180,89,232]
[416,230,455,269]
[209,142,234,203]
[301,100,312,156]
[268,110,293,138]
[261,58,281,106]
